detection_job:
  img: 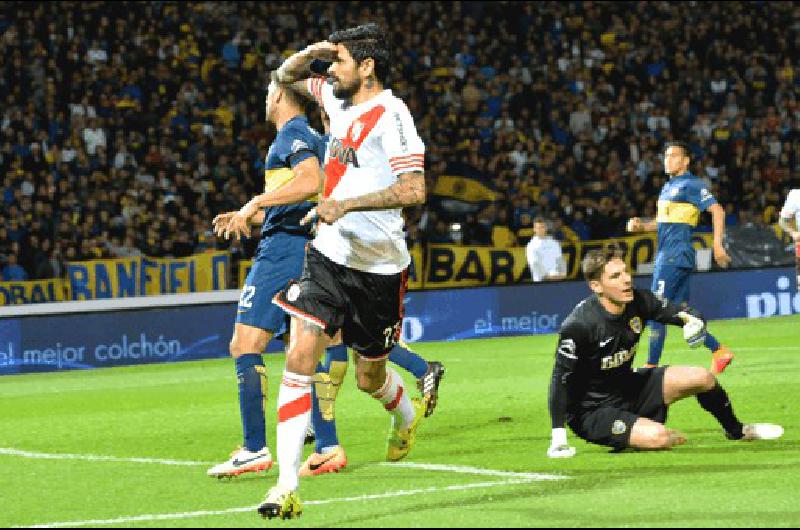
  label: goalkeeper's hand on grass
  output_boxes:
[547,428,576,458]
[678,311,707,348]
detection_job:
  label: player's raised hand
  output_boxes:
[212,212,236,237]
[713,244,732,268]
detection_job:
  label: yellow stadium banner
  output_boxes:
[0,279,67,306]
[432,175,497,202]
[423,233,715,289]
[238,260,253,288]
[407,246,424,291]
[65,252,230,301]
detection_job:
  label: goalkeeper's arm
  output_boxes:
[640,289,708,348]
[547,327,586,458]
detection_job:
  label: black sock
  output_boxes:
[696,383,744,439]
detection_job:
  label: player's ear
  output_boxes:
[359,57,375,78]
[589,279,603,296]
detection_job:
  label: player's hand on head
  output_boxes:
[713,245,732,268]
[306,41,338,60]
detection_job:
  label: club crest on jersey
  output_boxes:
[629,317,642,334]
[611,420,627,435]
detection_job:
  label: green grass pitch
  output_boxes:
[2,315,799,528]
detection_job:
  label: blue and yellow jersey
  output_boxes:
[259,116,326,239]
[655,172,717,268]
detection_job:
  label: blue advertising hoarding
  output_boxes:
[2,267,797,375]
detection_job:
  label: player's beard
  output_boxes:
[332,75,361,100]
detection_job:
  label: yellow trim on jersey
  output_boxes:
[264,167,295,193]
[263,167,319,203]
[657,200,700,226]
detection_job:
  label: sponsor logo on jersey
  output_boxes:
[328,137,360,168]
[601,346,637,370]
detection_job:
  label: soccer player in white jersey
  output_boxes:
[778,188,800,290]
[256,24,428,520]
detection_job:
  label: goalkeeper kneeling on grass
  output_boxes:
[547,246,783,458]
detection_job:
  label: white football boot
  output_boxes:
[207,446,273,478]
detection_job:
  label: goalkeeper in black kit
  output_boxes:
[547,247,783,457]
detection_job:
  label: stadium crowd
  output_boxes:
[1,1,799,283]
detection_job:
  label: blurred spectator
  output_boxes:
[525,218,567,282]
[2,253,28,281]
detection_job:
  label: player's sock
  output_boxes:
[696,382,744,439]
[388,343,428,379]
[647,322,666,365]
[703,333,721,352]
[276,371,313,491]
[371,367,415,430]
[311,344,348,453]
[235,354,267,452]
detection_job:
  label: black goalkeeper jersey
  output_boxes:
[548,289,701,428]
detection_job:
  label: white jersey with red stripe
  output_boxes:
[780,189,800,230]
[307,77,425,274]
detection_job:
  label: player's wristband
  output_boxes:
[551,428,568,447]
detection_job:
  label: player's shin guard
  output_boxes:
[388,342,429,379]
[235,354,268,452]
[371,367,415,430]
[276,372,313,491]
[311,344,348,453]
[696,382,744,439]
[647,322,666,365]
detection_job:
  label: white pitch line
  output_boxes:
[381,461,567,481]
[20,479,545,528]
[0,448,215,467]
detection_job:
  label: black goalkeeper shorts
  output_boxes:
[568,367,669,450]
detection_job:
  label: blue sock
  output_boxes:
[704,333,721,352]
[647,322,667,365]
[388,343,428,378]
[235,354,267,452]
[312,344,348,453]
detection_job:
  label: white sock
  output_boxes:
[276,371,313,491]
[371,368,415,430]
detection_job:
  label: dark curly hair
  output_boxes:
[329,23,391,85]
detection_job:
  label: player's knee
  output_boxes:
[631,422,671,449]
[700,369,717,391]
[355,371,381,393]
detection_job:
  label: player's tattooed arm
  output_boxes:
[276,41,338,87]
[306,172,425,225]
